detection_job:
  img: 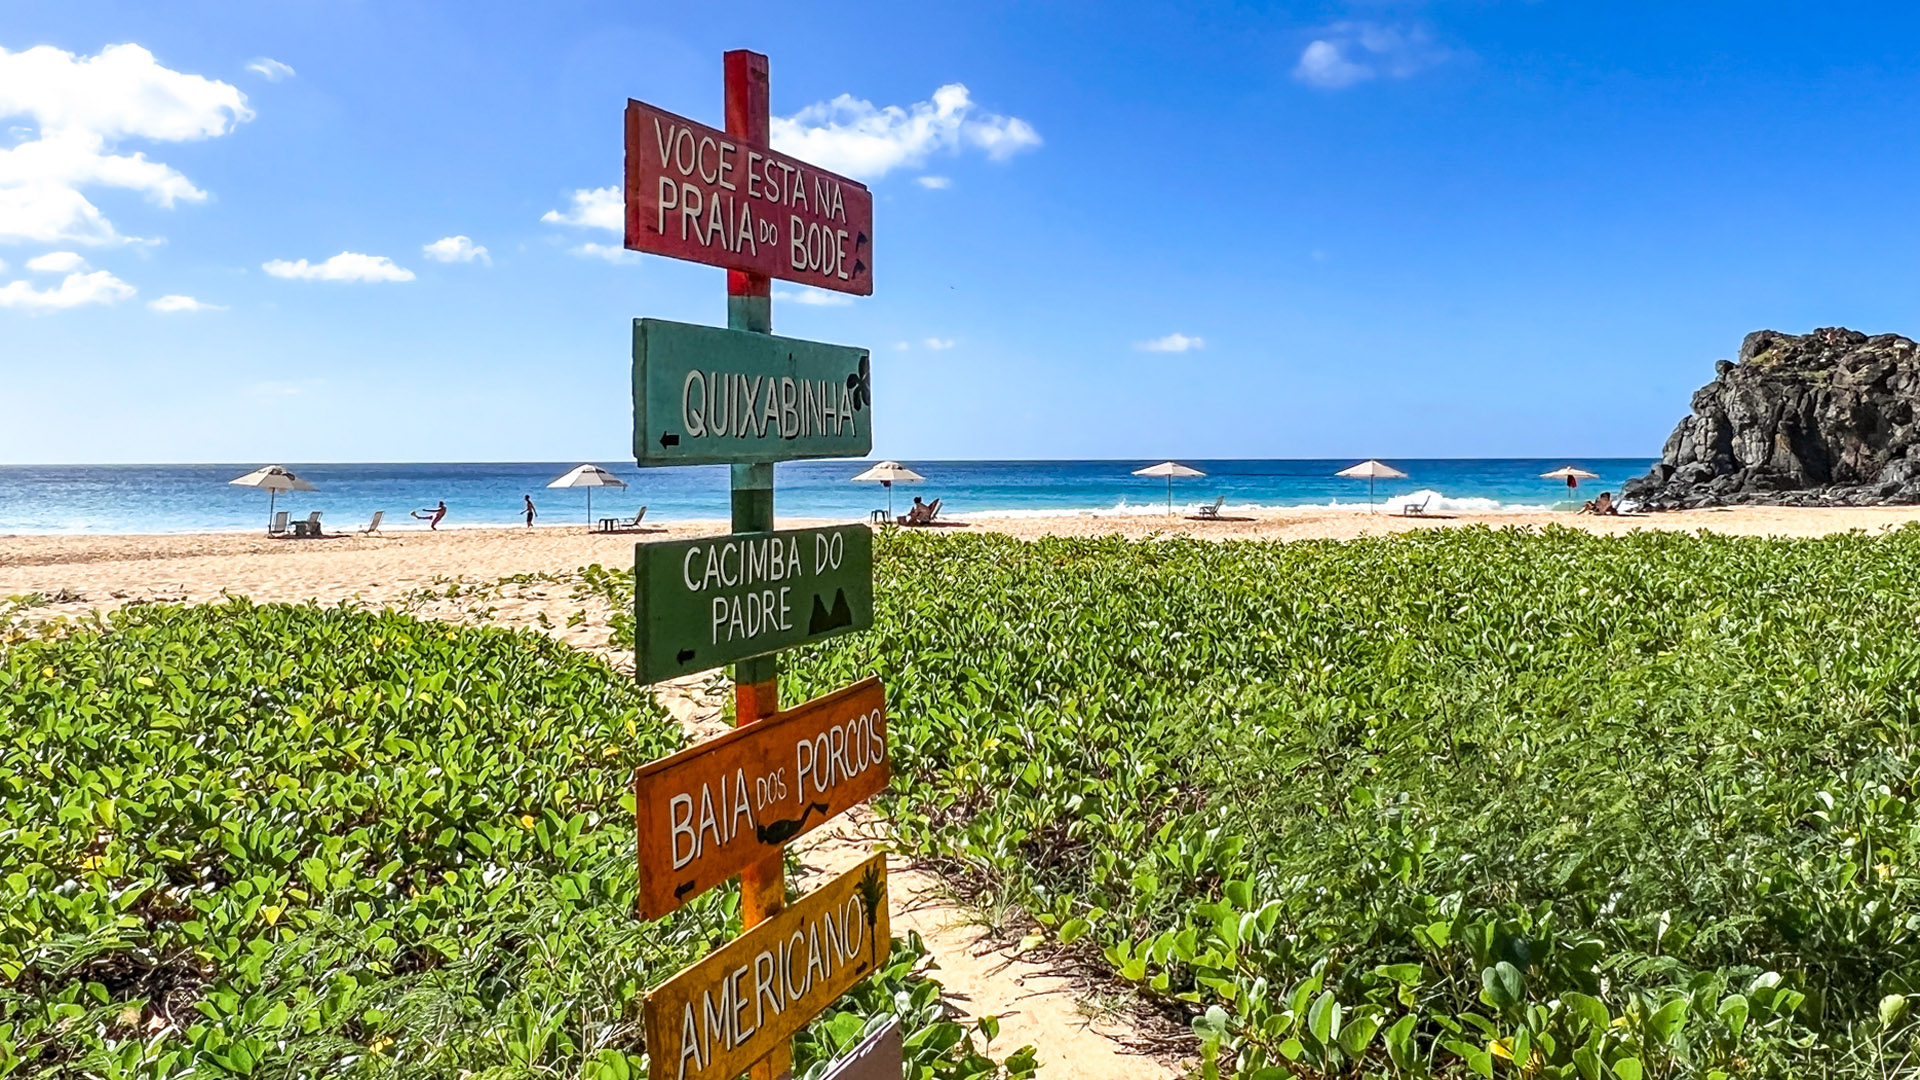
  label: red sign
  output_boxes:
[624,99,873,295]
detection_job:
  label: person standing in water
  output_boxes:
[523,495,537,528]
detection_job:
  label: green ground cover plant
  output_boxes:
[783,526,1920,1078]
[0,600,1025,1079]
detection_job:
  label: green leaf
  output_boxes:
[1337,1014,1380,1057]
[1564,992,1610,1032]
[1384,1014,1418,1070]
[1482,961,1524,1008]
[1646,998,1688,1045]
[1717,993,1748,1040]
[1307,991,1340,1046]
[1374,963,1424,985]
[1192,1004,1229,1042]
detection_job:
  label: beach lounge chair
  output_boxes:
[268,510,289,537]
[1400,494,1432,517]
[301,511,323,538]
[359,511,384,535]
[1195,496,1225,520]
[599,507,648,533]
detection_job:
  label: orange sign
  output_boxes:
[634,677,888,919]
[644,854,889,1080]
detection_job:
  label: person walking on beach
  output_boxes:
[411,501,448,530]
[523,495,537,528]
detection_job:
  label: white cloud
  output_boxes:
[0,269,134,310]
[774,287,853,307]
[1293,22,1449,90]
[916,176,952,190]
[423,235,490,264]
[1138,332,1205,353]
[263,252,415,283]
[148,294,223,312]
[572,241,638,264]
[923,337,955,350]
[0,258,6,272]
[245,58,295,82]
[542,186,622,233]
[893,341,911,351]
[0,44,251,245]
[770,84,1040,181]
[26,250,86,273]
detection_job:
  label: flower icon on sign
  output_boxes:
[846,354,871,412]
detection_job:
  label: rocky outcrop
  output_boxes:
[1624,328,1920,509]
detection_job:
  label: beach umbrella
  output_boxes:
[1133,461,1205,515]
[851,460,924,518]
[547,464,628,527]
[229,465,315,528]
[1540,466,1600,490]
[1335,459,1408,511]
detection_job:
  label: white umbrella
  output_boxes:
[1132,461,1205,515]
[851,461,925,518]
[1540,466,1600,491]
[1335,459,1408,511]
[230,465,315,529]
[547,464,628,527]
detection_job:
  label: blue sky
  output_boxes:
[3,1,1918,463]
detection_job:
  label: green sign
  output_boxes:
[634,525,873,684]
[633,318,873,466]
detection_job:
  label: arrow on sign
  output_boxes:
[660,433,680,447]
[676,648,696,664]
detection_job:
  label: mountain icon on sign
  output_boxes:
[807,589,853,634]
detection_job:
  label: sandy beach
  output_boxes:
[7,504,1920,616]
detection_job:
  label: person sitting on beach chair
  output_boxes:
[899,497,943,526]
[1593,491,1619,516]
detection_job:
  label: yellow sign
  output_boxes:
[644,854,889,1080]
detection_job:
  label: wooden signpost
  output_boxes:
[644,854,890,1080]
[633,677,888,919]
[634,318,873,466]
[631,524,874,685]
[619,48,898,1080]
[625,97,874,296]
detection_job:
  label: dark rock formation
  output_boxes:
[1624,328,1920,509]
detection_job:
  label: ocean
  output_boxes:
[0,459,1655,535]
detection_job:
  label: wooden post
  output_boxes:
[723,47,791,1080]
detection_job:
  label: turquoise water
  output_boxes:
[0,459,1654,534]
